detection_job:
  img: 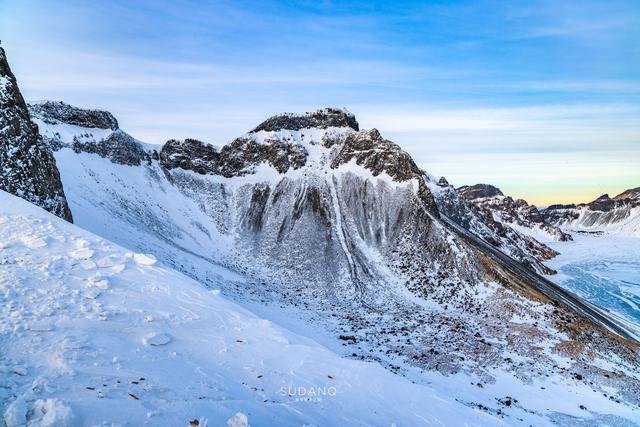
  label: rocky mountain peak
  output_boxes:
[28,101,150,166]
[251,107,359,132]
[457,183,504,200]
[0,47,73,221]
[614,187,640,201]
[29,100,119,130]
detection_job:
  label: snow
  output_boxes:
[558,205,640,237]
[546,233,640,339]
[31,119,113,146]
[16,113,640,425]
[226,412,249,427]
[132,252,157,266]
[508,222,559,244]
[1,190,510,426]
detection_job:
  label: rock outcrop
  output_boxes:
[458,183,571,242]
[0,47,72,221]
[428,180,565,274]
[29,100,119,130]
[29,101,150,166]
[251,107,359,132]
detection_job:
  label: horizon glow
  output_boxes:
[1,0,639,205]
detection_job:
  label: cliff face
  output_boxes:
[0,47,72,221]
[544,189,640,236]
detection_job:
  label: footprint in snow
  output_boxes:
[143,333,172,346]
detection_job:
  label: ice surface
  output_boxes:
[547,234,640,338]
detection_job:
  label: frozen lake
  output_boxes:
[546,234,640,338]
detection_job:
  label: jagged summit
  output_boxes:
[29,100,119,130]
[614,187,640,201]
[454,182,572,246]
[251,107,359,132]
[457,183,504,199]
[543,186,640,234]
[27,101,150,166]
[0,47,72,221]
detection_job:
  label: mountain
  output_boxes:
[544,188,640,237]
[22,100,640,424]
[457,184,571,242]
[1,190,510,427]
[0,48,72,221]
[427,180,568,275]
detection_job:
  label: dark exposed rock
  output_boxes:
[29,100,119,130]
[160,136,308,177]
[614,187,640,201]
[160,139,218,174]
[27,101,150,167]
[430,179,568,274]
[458,183,571,243]
[252,107,359,132]
[330,128,423,182]
[0,47,72,221]
[458,184,503,200]
[71,130,150,166]
[588,194,616,212]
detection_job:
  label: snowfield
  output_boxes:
[0,190,509,427]
[547,233,640,342]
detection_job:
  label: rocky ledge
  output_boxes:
[251,107,359,132]
[29,100,119,130]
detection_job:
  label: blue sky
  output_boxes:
[1,0,639,204]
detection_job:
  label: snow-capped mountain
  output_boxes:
[0,48,72,221]
[457,184,571,242]
[1,190,511,427]
[0,41,638,424]
[426,179,567,275]
[22,99,640,424]
[544,189,640,237]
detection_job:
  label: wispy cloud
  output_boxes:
[2,0,639,204]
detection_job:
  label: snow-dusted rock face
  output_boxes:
[160,134,307,176]
[457,183,571,243]
[544,188,640,236]
[251,107,359,132]
[29,100,119,130]
[28,101,150,166]
[28,104,640,423]
[427,179,563,274]
[0,47,72,222]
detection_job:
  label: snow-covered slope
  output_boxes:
[1,190,513,427]
[545,233,640,341]
[0,49,72,221]
[457,184,571,244]
[544,190,640,237]
[426,179,567,274]
[23,103,640,425]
